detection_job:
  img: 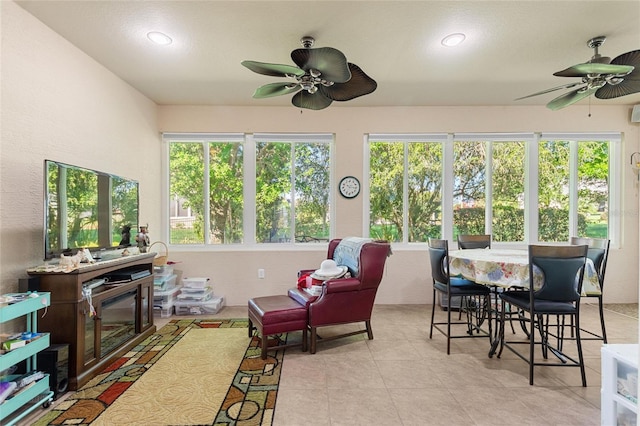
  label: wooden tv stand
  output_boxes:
[27,253,156,390]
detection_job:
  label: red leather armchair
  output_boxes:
[288,238,391,353]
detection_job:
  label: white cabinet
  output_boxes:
[602,344,638,426]
[0,293,54,425]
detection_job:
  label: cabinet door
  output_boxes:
[97,288,137,358]
[140,280,153,331]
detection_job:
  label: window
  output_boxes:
[539,134,613,241]
[367,133,619,245]
[164,133,332,246]
[369,134,446,242]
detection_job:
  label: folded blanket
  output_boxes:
[333,237,372,276]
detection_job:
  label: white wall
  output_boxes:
[1,1,638,308]
[0,2,160,293]
[157,106,640,306]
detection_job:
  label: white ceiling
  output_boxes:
[15,0,640,109]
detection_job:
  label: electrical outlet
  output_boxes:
[258,268,265,279]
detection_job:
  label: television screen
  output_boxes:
[44,160,139,260]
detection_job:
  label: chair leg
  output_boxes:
[365,320,374,340]
[485,295,492,346]
[302,327,308,352]
[574,312,587,387]
[310,326,317,354]
[497,299,507,358]
[598,296,607,343]
[529,313,536,385]
[429,289,437,339]
[446,295,452,355]
[248,318,254,338]
[261,332,268,360]
[537,315,548,360]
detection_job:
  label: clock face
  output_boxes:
[339,176,360,199]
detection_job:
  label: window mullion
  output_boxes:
[569,140,579,238]
[485,141,493,236]
[403,141,409,244]
[244,134,256,245]
[442,134,454,241]
[290,143,296,243]
[526,135,540,243]
[203,140,211,245]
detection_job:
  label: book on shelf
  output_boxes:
[0,381,17,403]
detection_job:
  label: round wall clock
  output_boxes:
[338,176,361,199]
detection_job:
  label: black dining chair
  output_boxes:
[570,236,610,343]
[456,234,492,321]
[457,234,491,249]
[457,233,525,339]
[497,244,589,386]
[428,238,492,354]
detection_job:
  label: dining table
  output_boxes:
[448,248,601,294]
[447,247,601,357]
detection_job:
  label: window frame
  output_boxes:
[162,132,334,250]
[366,132,621,247]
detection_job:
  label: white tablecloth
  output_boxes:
[449,248,601,295]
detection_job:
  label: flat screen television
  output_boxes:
[44,160,139,260]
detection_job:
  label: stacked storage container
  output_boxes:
[174,277,225,315]
[153,266,179,318]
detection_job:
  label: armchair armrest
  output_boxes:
[324,277,360,293]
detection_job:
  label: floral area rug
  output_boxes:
[32,318,286,425]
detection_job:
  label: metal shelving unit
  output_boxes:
[0,293,54,425]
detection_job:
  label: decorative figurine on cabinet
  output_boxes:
[119,224,132,247]
[135,225,150,253]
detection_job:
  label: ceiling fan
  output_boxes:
[516,36,640,110]
[241,37,377,110]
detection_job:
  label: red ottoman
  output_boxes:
[248,295,308,359]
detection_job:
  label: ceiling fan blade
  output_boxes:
[610,49,640,68]
[241,60,305,78]
[321,63,377,101]
[291,47,351,83]
[515,81,585,101]
[553,62,634,77]
[291,91,333,110]
[252,82,300,99]
[595,50,640,99]
[546,87,598,111]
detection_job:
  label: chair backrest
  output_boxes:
[457,234,491,249]
[529,244,588,302]
[570,236,610,290]
[428,238,450,285]
[327,238,391,291]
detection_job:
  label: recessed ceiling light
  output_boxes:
[147,31,172,46]
[441,33,466,47]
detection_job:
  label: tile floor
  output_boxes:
[269,303,638,426]
[22,303,639,425]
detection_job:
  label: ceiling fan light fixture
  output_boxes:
[241,36,377,110]
[147,31,172,45]
[441,33,466,47]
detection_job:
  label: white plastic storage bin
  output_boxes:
[153,302,174,318]
[154,265,174,277]
[174,296,225,316]
[180,285,213,294]
[182,277,210,289]
[154,285,181,306]
[177,288,213,301]
[154,274,177,291]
